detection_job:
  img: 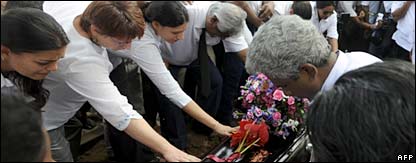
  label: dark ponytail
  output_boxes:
[143,1,189,27]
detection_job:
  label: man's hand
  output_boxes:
[181,1,193,5]
[259,2,275,22]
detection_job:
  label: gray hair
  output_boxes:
[207,2,247,36]
[245,15,331,80]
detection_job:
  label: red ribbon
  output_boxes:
[206,154,226,162]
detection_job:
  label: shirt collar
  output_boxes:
[320,51,348,92]
[147,22,164,44]
[1,73,15,88]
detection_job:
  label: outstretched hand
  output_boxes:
[214,123,239,136]
[163,147,201,162]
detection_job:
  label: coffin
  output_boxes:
[201,129,310,162]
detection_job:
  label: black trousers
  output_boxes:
[106,58,154,162]
[213,42,245,126]
[156,58,223,149]
[105,121,154,162]
[387,40,412,62]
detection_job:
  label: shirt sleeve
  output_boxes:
[223,33,249,53]
[343,1,357,17]
[326,13,339,39]
[391,1,405,13]
[123,41,193,108]
[65,59,142,131]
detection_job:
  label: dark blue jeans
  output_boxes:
[157,58,223,149]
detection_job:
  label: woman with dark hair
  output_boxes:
[41,1,200,162]
[311,1,339,52]
[290,1,312,20]
[1,8,69,109]
[112,1,236,154]
[1,8,69,162]
[307,60,415,161]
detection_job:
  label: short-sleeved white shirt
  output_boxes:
[310,2,339,39]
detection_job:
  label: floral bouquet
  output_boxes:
[205,73,309,162]
[234,73,310,139]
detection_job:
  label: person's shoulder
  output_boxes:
[138,25,161,45]
[345,51,382,67]
[1,73,14,89]
[185,1,212,15]
[58,44,111,75]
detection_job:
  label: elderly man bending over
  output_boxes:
[246,15,381,99]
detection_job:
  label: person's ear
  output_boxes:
[1,45,11,61]
[300,63,318,80]
[209,15,219,26]
[151,21,162,30]
[90,24,102,35]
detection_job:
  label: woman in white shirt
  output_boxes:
[109,1,237,160]
[42,1,200,162]
[311,1,339,52]
[1,8,69,162]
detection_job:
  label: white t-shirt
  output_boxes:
[42,1,141,131]
[392,1,415,52]
[274,1,292,16]
[320,51,382,92]
[336,1,358,17]
[112,23,192,108]
[412,24,415,64]
[160,1,249,66]
[310,2,339,40]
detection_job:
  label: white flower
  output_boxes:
[294,120,299,127]
[252,81,259,89]
[287,119,295,127]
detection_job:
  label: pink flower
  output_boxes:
[288,105,296,115]
[241,90,248,96]
[302,98,310,104]
[254,107,263,117]
[272,112,281,121]
[272,89,284,101]
[245,93,255,103]
[246,111,254,119]
[257,73,268,80]
[255,88,261,95]
[287,96,295,105]
[302,98,310,111]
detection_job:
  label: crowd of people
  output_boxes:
[1,1,414,162]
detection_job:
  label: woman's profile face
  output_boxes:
[155,22,188,44]
[6,46,66,80]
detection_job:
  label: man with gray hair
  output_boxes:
[246,15,381,99]
[157,1,249,145]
